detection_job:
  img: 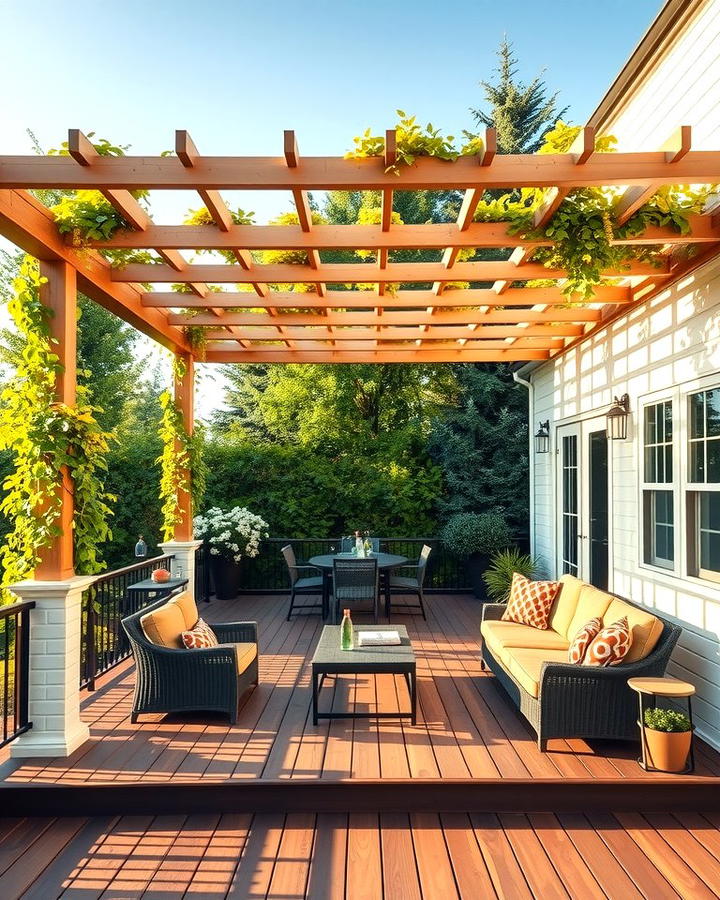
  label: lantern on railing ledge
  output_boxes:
[134,535,148,559]
[606,394,631,441]
[534,420,550,454]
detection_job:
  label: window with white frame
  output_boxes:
[642,400,674,569]
[688,387,720,581]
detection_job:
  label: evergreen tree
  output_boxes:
[470,37,568,154]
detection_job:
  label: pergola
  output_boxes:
[1,123,720,578]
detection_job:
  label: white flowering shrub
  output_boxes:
[193,506,269,563]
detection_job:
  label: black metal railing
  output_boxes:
[80,554,175,690]
[195,542,211,604]
[237,537,473,593]
[0,599,34,749]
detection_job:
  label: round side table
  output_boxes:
[628,676,696,774]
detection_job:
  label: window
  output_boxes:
[561,435,579,576]
[642,401,674,569]
[688,387,720,581]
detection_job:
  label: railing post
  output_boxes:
[17,605,31,730]
[8,575,96,758]
[159,540,204,601]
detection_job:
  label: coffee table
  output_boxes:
[311,624,416,726]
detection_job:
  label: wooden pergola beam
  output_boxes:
[200,323,584,340]
[141,284,632,309]
[202,348,552,363]
[112,258,669,284]
[5,150,720,191]
[0,188,189,351]
[168,308,602,326]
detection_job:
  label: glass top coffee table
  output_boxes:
[311,624,416,726]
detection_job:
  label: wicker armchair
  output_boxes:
[480,602,681,749]
[389,544,431,619]
[121,597,258,725]
[282,544,325,620]
[333,557,379,623]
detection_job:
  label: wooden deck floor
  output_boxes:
[2,592,720,789]
[3,809,720,898]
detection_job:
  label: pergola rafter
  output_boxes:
[1,124,718,363]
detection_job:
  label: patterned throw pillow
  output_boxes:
[501,573,561,630]
[583,617,632,666]
[181,618,219,650]
[568,617,603,664]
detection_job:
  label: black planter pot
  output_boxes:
[465,552,490,600]
[210,556,242,601]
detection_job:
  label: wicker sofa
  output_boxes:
[480,574,681,750]
[121,591,258,725]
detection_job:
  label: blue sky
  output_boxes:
[3,0,662,224]
[1,0,663,414]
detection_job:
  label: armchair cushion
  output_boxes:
[170,591,199,630]
[141,602,185,648]
[233,642,258,675]
[548,574,583,637]
[565,585,614,640]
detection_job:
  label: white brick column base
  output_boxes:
[9,576,95,758]
[159,540,203,601]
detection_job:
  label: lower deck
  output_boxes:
[2,593,719,798]
[2,809,720,898]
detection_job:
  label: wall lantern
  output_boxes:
[534,420,551,454]
[606,393,631,440]
[134,535,148,558]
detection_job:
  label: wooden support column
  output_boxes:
[174,351,194,542]
[35,260,77,581]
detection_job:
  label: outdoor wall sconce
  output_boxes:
[535,420,551,454]
[606,393,631,440]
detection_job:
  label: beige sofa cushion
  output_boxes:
[481,620,570,659]
[141,602,185,649]
[233,642,258,675]
[602,598,663,663]
[565,586,614,641]
[548,574,584,637]
[169,591,199,631]
[506,648,570,699]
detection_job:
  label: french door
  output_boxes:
[556,418,610,589]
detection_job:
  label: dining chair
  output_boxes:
[332,557,379,623]
[340,536,380,553]
[388,544,431,619]
[282,545,325,621]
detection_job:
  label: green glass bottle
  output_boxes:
[341,608,354,651]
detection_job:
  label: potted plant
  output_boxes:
[483,547,540,603]
[440,512,511,599]
[643,707,693,773]
[193,506,269,601]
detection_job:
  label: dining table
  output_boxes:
[308,551,409,622]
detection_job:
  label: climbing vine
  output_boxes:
[0,258,115,602]
[157,356,207,542]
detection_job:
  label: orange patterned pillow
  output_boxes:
[568,617,602,664]
[501,573,561,630]
[181,618,219,650]
[583,617,632,666]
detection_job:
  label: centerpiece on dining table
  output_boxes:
[346,530,374,558]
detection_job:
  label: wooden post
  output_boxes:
[36,260,76,581]
[174,351,194,542]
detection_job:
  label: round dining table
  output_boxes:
[308,552,409,622]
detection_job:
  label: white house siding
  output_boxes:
[529,257,720,748]
[600,0,720,150]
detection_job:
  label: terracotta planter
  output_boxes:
[644,726,692,773]
[210,556,242,601]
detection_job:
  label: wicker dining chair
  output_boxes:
[282,544,324,621]
[389,544,431,619]
[340,536,380,553]
[332,557,380,623]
